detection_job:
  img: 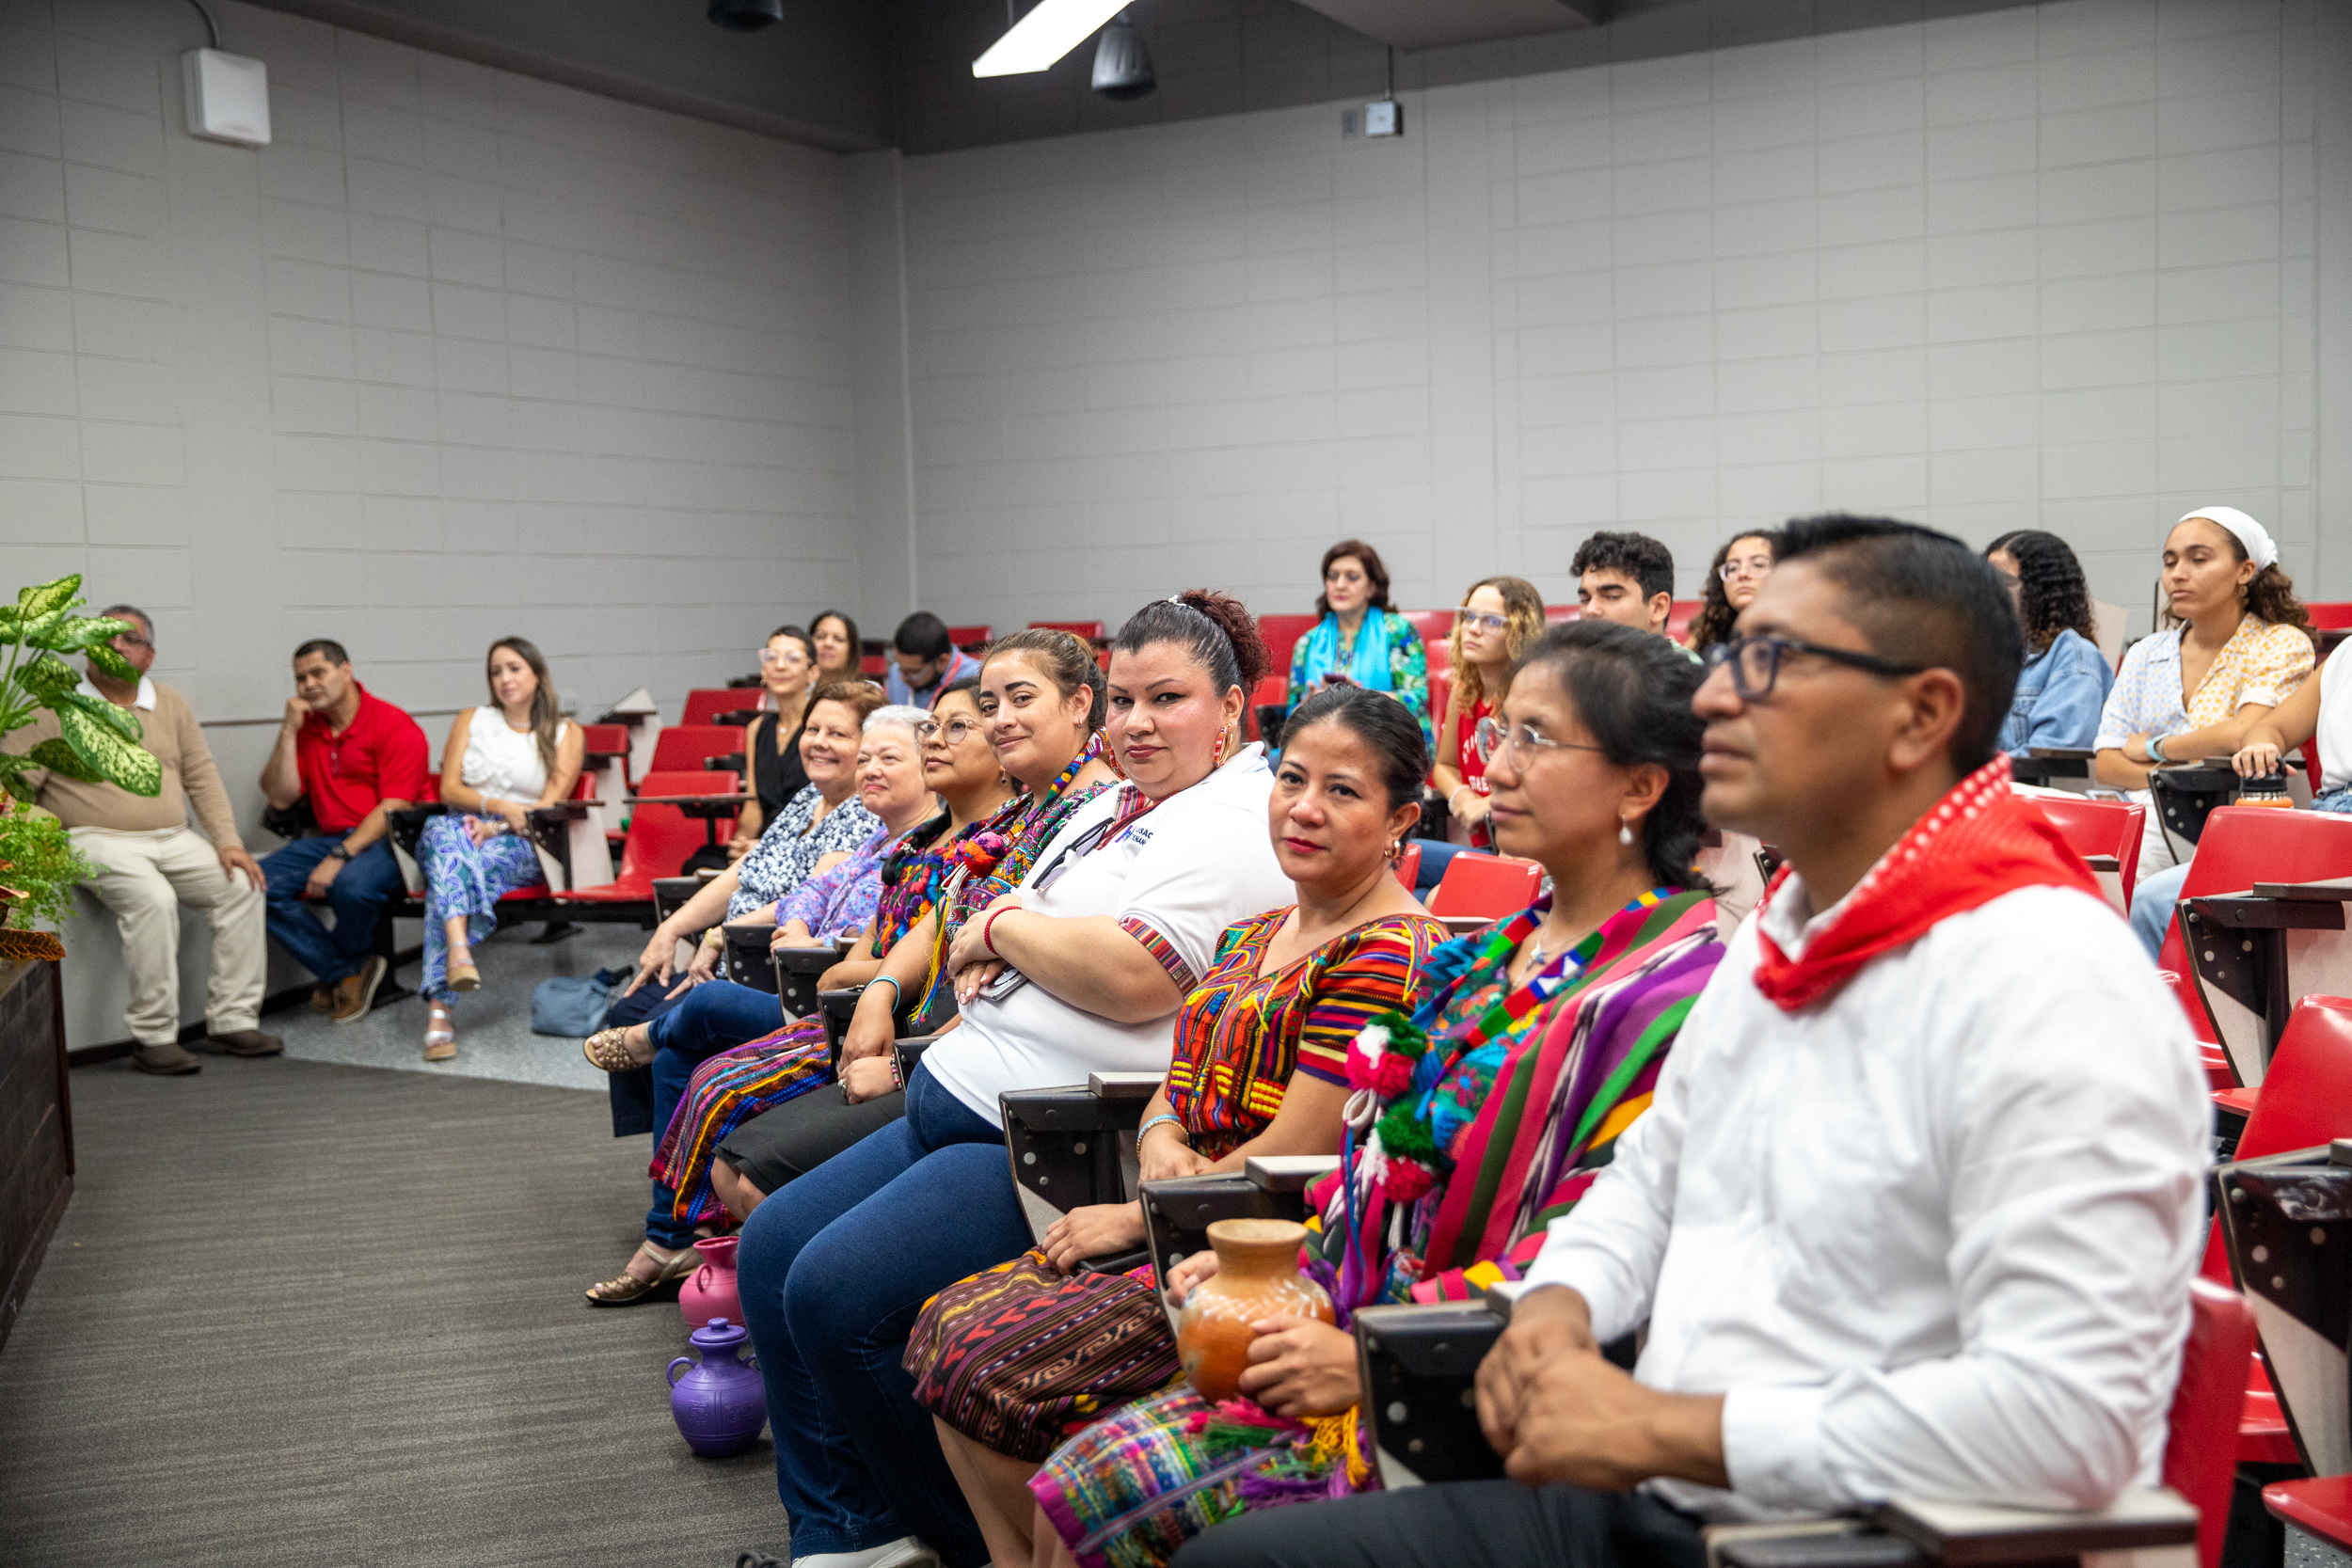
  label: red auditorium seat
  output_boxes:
[2160,807,2352,1074]
[1397,609,1453,643]
[1422,638,1452,677]
[2197,994,2352,1465]
[2027,793,2143,909]
[1426,851,1542,922]
[649,724,743,774]
[1544,603,1579,623]
[1255,613,1318,672]
[682,688,763,725]
[2308,601,2352,630]
[1028,620,1104,640]
[557,768,739,912]
[946,625,992,651]
[1664,599,1703,642]
[1392,841,1421,892]
[2169,1279,2259,1568]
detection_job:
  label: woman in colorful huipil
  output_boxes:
[901,687,1446,1568]
[610,633,1120,1239]
[1016,619,1724,1568]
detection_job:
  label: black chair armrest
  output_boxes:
[722,924,782,995]
[1355,1300,1509,1485]
[776,944,846,975]
[1244,1154,1341,1191]
[528,801,595,821]
[1078,1248,1151,1277]
[651,876,704,926]
[893,1033,938,1088]
[774,942,851,1018]
[386,802,449,859]
[1139,1174,1299,1286]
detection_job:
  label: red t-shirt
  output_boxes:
[1455,696,1492,791]
[296,685,430,832]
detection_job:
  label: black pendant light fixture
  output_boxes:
[707,0,784,31]
[1091,9,1154,100]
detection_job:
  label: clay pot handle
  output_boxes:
[667,1356,693,1387]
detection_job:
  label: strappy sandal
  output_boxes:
[584,1241,697,1307]
[422,1004,456,1062]
[581,1025,644,1072]
[447,955,481,992]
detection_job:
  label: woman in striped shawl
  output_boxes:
[943,622,1725,1568]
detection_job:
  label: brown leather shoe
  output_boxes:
[131,1041,202,1075]
[329,956,389,1025]
[309,985,334,1014]
[199,1028,284,1057]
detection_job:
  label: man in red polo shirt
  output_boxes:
[258,640,430,1022]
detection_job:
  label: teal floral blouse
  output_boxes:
[1286,608,1432,752]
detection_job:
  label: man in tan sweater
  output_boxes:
[8,606,278,1075]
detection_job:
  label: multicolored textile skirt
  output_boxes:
[904,1249,1180,1463]
[1030,1385,1375,1568]
[417,815,545,1005]
[648,1015,831,1227]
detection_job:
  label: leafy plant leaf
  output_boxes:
[56,706,160,796]
[16,652,78,699]
[27,738,100,784]
[16,608,70,648]
[15,576,79,621]
[29,615,132,653]
[83,641,136,681]
[53,689,141,742]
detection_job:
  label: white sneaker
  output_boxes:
[792,1540,939,1568]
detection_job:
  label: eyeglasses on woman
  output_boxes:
[1454,609,1511,635]
[1473,715,1609,768]
[916,717,980,746]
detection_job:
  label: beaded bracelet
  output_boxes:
[1135,1113,1187,1157]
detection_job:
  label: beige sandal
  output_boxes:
[581,1025,644,1072]
[584,1241,697,1307]
[448,955,481,992]
[422,1004,456,1062]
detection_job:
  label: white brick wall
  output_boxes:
[895,0,2325,634]
[0,0,861,782]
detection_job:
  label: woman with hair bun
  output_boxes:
[733,592,1299,1568]
[1985,530,2114,754]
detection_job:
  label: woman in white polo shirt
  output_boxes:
[734,593,1295,1568]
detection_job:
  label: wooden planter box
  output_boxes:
[0,957,71,1354]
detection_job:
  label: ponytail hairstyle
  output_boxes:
[979,627,1107,730]
[486,636,564,776]
[1110,590,1272,701]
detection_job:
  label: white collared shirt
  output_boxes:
[1523,877,2209,1520]
[77,674,155,710]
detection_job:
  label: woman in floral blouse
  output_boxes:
[1286,539,1431,752]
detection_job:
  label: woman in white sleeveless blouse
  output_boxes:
[417,638,584,1060]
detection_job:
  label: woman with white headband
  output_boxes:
[2093,506,2316,956]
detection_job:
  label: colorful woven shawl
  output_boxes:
[1315,888,1723,1308]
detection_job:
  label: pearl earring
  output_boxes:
[1618,818,1634,847]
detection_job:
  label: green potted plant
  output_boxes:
[0,576,162,959]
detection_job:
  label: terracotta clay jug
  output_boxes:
[679,1235,742,1329]
[1174,1217,1335,1403]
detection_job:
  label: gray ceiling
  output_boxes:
[237,0,2040,157]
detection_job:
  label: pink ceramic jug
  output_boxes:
[680,1235,742,1329]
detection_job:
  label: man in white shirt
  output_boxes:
[1174,516,2209,1568]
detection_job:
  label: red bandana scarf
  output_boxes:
[1753,754,2102,1012]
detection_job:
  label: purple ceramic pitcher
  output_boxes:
[666,1316,767,1457]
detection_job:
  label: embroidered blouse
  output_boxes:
[728,784,881,919]
[1163,910,1448,1160]
[1286,609,1432,752]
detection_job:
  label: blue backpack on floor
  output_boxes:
[532,967,628,1037]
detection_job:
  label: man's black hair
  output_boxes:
[293,638,351,668]
[1775,514,2024,774]
[893,612,952,661]
[1570,531,1675,604]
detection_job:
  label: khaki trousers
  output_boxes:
[71,825,266,1045]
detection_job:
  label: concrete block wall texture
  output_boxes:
[892,0,2329,636]
[1,0,862,805]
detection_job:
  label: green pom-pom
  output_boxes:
[1375,1101,1438,1163]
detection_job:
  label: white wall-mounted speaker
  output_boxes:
[182,48,270,147]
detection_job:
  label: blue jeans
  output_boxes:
[737,1067,1030,1567]
[260,837,405,985]
[643,978,785,1248]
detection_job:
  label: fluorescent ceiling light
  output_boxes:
[973,0,1130,76]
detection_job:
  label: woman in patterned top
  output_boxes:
[2094,508,2317,952]
[1286,540,1432,752]
[900,684,1444,1568]
[1015,620,1724,1568]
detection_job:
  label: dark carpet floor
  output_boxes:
[0,1053,788,1567]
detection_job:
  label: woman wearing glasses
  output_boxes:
[995,619,1724,1568]
[701,625,821,872]
[1429,576,1545,852]
[1687,531,1779,655]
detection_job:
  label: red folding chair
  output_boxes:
[682,688,763,725]
[556,769,739,912]
[1426,851,1543,923]
[1396,609,1453,644]
[946,625,993,652]
[2168,1279,2259,1568]
[1543,603,1579,623]
[1028,620,1104,640]
[2198,995,2352,1465]
[2026,793,2143,909]
[1664,598,1703,642]
[1392,841,1422,891]
[650,724,743,774]
[1255,613,1318,673]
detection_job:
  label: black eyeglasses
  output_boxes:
[1704,634,1927,701]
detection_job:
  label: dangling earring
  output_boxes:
[1618,817,1634,847]
[1213,731,1227,769]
